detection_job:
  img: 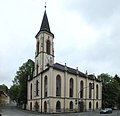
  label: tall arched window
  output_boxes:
[96,84,99,99]
[46,40,50,54]
[44,101,47,112]
[36,80,39,96]
[89,83,92,98]
[56,75,61,96]
[30,83,32,99]
[69,101,73,111]
[44,76,47,97]
[80,80,84,98]
[37,41,39,55]
[56,101,61,112]
[70,78,74,97]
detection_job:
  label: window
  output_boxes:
[80,80,84,98]
[89,83,92,98]
[37,41,39,55]
[56,75,61,96]
[44,101,47,112]
[96,84,99,99]
[44,76,47,97]
[96,102,98,109]
[30,102,32,111]
[70,78,74,97]
[56,101,61,112]
[36,80,39,96]
[30,83,32,99]
[36,63,39,75]
[46,40,50,54]
[89,102,92,110]
[70,101,73,111]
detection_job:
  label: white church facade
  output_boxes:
[27,8,102,113]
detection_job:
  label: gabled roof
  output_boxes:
[0,90,7,97]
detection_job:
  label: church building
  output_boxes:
[27,7,102,113]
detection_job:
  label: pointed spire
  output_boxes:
[40,7,51,33]
[35,4,54,38]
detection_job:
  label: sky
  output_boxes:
[0,0,120,88]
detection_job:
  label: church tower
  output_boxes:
[35,8,54,75]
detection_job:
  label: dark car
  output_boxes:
[100,108,112,114]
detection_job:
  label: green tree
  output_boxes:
[98,73,120,108]
[11,59,34,108]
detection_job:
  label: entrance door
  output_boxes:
[78,101,84,112]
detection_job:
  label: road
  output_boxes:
[0,105,120,116]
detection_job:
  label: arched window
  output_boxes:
[44,76,47,97]
[46,40,50,54]
[30,83,32,99]
[96,102,98,109]
[44,101,47,112]
[70,78,74,97]
[56,101,61,112]
[36,80,39,96]
[80,80,84,98]
[36,64,39,75]
[30,102,32,111]
[69,101,73,111]
[56,75,61,96]
[96,84,99,99]
[89,83,92,98]
[37,41,39,55]
[89,102,92,110]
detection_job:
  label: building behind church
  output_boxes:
[27,8,102,113]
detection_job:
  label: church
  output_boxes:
[27,7,102,113]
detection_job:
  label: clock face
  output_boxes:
[46,55,53,65]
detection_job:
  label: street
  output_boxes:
[0,105,120,116]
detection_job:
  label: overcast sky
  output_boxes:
[0,0,120,88]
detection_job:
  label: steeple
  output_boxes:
[35,8,54,38]
[40,10,51,32]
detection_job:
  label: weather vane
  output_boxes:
[44,2,46,9]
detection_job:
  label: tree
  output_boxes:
[98,73,120,108]
[10,59,34,108]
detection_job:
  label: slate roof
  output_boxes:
[40,10,50,32]
[51,63,101,82]
[52,63,86,78]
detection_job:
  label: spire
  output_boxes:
[35,4,54,38]
[40,9,51,33]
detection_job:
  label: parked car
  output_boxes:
[100,108,112,114]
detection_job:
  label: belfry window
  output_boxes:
[69,78,74,97]
[56,75,61,96]
[44,76,47,97]
[46,40,50,54]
